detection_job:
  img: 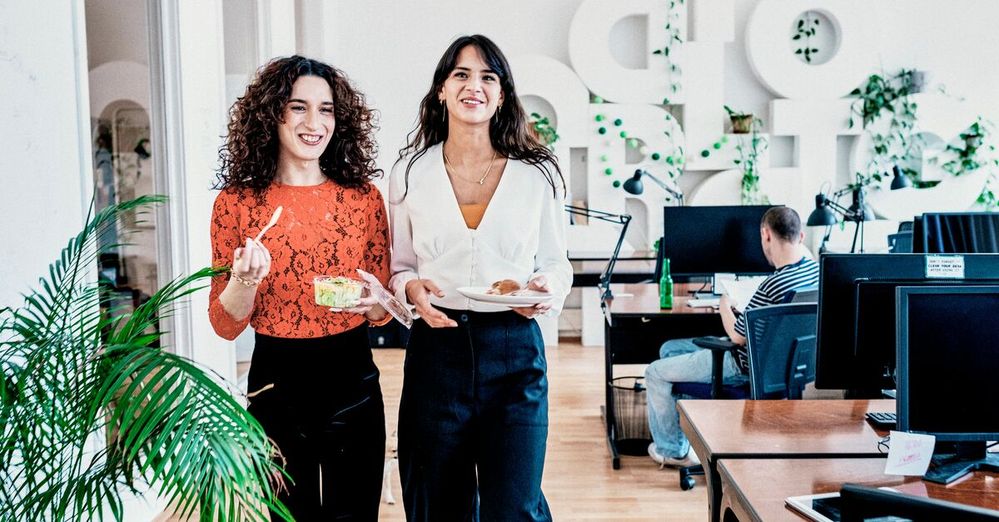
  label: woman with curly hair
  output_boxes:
[209,55,389,520]
[389,35,572,521]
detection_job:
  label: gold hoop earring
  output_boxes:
[441,104,447,124]
[494,104,502,124]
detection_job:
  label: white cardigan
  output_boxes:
[388,143,573,313]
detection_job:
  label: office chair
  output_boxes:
[787,287,818,304]
[673,301,818,490]
[840,483,999,521]
[888,231,913,253]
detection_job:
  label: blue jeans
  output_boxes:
[399,308,551,522]
[644,338,747,458]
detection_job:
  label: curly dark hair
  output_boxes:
[396,35,564,200]
[216,55,380,193]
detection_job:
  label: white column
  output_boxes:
[0,0,91,308]
[148,0,235,381]
[295,0,337,60]
[256,0,296,61]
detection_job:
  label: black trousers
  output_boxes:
[248,327,385,521]
[399,309,552,522]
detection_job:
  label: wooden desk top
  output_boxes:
[605,283,719,316]
[679,399,893,461]
[718,458,999,522]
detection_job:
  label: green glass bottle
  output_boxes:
[660,258,674,309]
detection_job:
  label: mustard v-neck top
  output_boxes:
[459,203,488,230]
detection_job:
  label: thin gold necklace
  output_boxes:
[444,150,498,185]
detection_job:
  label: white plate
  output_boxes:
[456,286,554,307]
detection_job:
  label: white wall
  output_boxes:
[0,1,91,309]
[326,0,584,180]
[322,0,999,344]
[84,0,149,68]
[328,0,999,200]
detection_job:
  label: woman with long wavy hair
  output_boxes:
[389,35,572,521]
[210,55,390,520]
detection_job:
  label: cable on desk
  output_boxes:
[877,435,891,454]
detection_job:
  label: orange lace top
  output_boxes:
[209,180,391,340]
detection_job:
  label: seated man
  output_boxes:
[644,206,819,467]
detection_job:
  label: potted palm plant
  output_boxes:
[0,195,291,521]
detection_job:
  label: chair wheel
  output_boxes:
[680,476,696,490]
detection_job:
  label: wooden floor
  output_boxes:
[373,341,708,521]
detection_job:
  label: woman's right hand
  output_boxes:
[231,237,271,287]
[405,279,457,328]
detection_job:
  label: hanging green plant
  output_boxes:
[792,12,820,63]
[652,0,685,104]
[734,118,770,204]
[700,107,768,204]
[940,118,995,176]
[530,112,559,149]
[849,69,923,186]
[933,117,999,209]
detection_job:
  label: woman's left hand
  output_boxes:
[511,275,553,319]
[331,292,388,323]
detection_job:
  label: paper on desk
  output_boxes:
[884,430,935,476]
[716,277,765,312]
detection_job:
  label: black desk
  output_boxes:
[601,283,724,469]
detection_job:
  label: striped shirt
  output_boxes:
[733,256,819,373]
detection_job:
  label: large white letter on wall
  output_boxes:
[745,0,875,100]
[747,1,875,213]
[568,0,675,104]
[510,54,590,187]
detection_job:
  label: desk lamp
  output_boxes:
[623,169,684,205]
[807,185,874,253]
[890,165,913,190]
[564,205,631,301]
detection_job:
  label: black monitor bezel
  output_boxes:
[895,285,999,442]
[661,204,774,278]
[815,253,999,391]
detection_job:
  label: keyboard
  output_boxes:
[865,411,897,429]
[687,297,720,308]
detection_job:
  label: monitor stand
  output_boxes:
[923,441,999,484]
[688,276,715,296]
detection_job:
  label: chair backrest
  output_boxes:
[744,303,818,400]
[888,231,913,253]
[840,483,999,521]
[782,286,818,304]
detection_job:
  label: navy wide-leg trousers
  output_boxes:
[399,308,552,522]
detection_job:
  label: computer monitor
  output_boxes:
[913,212,999,253]
[896,285,999,484]
[815,254,999,392]
[661,205,774,278]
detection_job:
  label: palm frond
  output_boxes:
[0,196,290,522]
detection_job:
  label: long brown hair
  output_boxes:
[395,35,563,199]
[216,55,380,194]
